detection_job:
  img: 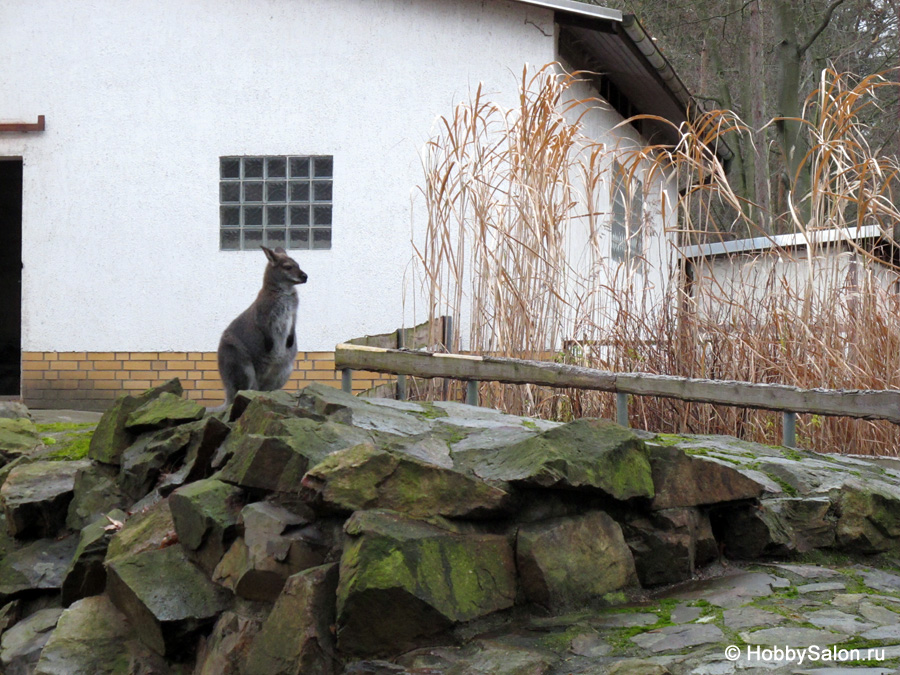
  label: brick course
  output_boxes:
[20,352,392,410]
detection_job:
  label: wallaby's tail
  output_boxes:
[205,403,228,415]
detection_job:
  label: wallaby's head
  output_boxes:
[261,246,308,288]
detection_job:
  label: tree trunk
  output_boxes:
[747,0,771,227]
[773,0,806,214]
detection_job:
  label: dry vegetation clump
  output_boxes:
[411,65,900,455]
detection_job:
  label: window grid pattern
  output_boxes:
[219,155,333,251]
[610,161,643,270]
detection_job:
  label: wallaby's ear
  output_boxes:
[261,246,277,264]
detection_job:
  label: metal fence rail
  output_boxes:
[334,343,900,448]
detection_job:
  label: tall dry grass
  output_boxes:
[412,65,900,455]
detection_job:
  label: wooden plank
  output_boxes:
[345,317,449,351]
[337,344,617,391]
[614,373,900,422]
[334,344,900,424]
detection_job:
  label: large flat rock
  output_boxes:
[301,443,511,519]
[462,419,654,499]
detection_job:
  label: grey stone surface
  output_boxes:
[631,624,724,652]
[739,626,847,646]
[859,601,900,625]
[806,609,876,634]
[796,582,847,594]
[722,607,785,630]
[670,604,703,624]
[668,571,790,608]
[0,608,63,674]
[770,564,840,579]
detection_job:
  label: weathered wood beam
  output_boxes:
[334,343,900,424]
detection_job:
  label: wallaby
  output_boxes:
[217,246,308,406]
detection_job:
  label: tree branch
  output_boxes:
[799,0,851,55]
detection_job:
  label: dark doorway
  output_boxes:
[0,160,22,396]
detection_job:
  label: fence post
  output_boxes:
[466,380,479,406]
[341,368,353,394]
[396,328,407,401]
[441,316,453,401]
[783,411,797,448]
[616,391,629,428]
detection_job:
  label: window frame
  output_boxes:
[609,160,644,271]
[218,154,333,251]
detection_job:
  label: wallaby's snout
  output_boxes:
[297,269,308,285]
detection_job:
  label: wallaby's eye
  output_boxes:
[281,263,292,270]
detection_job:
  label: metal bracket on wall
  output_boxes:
[0,116,45,132]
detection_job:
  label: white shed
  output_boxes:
[0,0,717,408]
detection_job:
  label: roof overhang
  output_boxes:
[509,0,734,168]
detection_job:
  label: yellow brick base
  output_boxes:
[21,351,393,410]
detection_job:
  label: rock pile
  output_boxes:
[2,382,900,673]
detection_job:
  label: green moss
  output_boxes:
[653,434,691,447]
[47,430,94,461]
[522,420,540,431]
[708,454,743,466]
[414,402,449,420]
[764,472,799,497]
[538,625,586,652]
[34,422,96,434]
[781,447,805,462]
[602,591,628,605]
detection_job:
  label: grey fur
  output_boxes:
[217,246,308,406]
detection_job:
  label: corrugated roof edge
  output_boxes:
[510,1,734,167]
[619,14,734,165]
[680,225,883,259]
[512,0,623,21]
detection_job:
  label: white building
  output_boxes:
[680,225,900,323]
[0,0,719,408]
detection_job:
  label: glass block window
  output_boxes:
[219,155,333,251]
[610,160,643,270]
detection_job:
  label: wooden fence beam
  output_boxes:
[334,344,900,424]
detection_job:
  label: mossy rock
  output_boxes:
[125,392,205,433]
[106,498,176,562]
[517,510,638,610]
[835,478,900,553]
[0,418,41,457]
[218,419,373,494]
[243,564,339,675]
[1,459,91,539]
[88,379,183,466]
[169,478,243,575]
[34,595,171,675]
[648,444,768,509]
[336,509,516,656]
[61,509,127,607]
[466,418,654,500]
[106,543,233,657]
[302,443,511,519]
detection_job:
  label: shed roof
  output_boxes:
[679,225,883,260]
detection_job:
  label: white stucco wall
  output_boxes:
[1,0,558,352]
[562,72,677,333]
